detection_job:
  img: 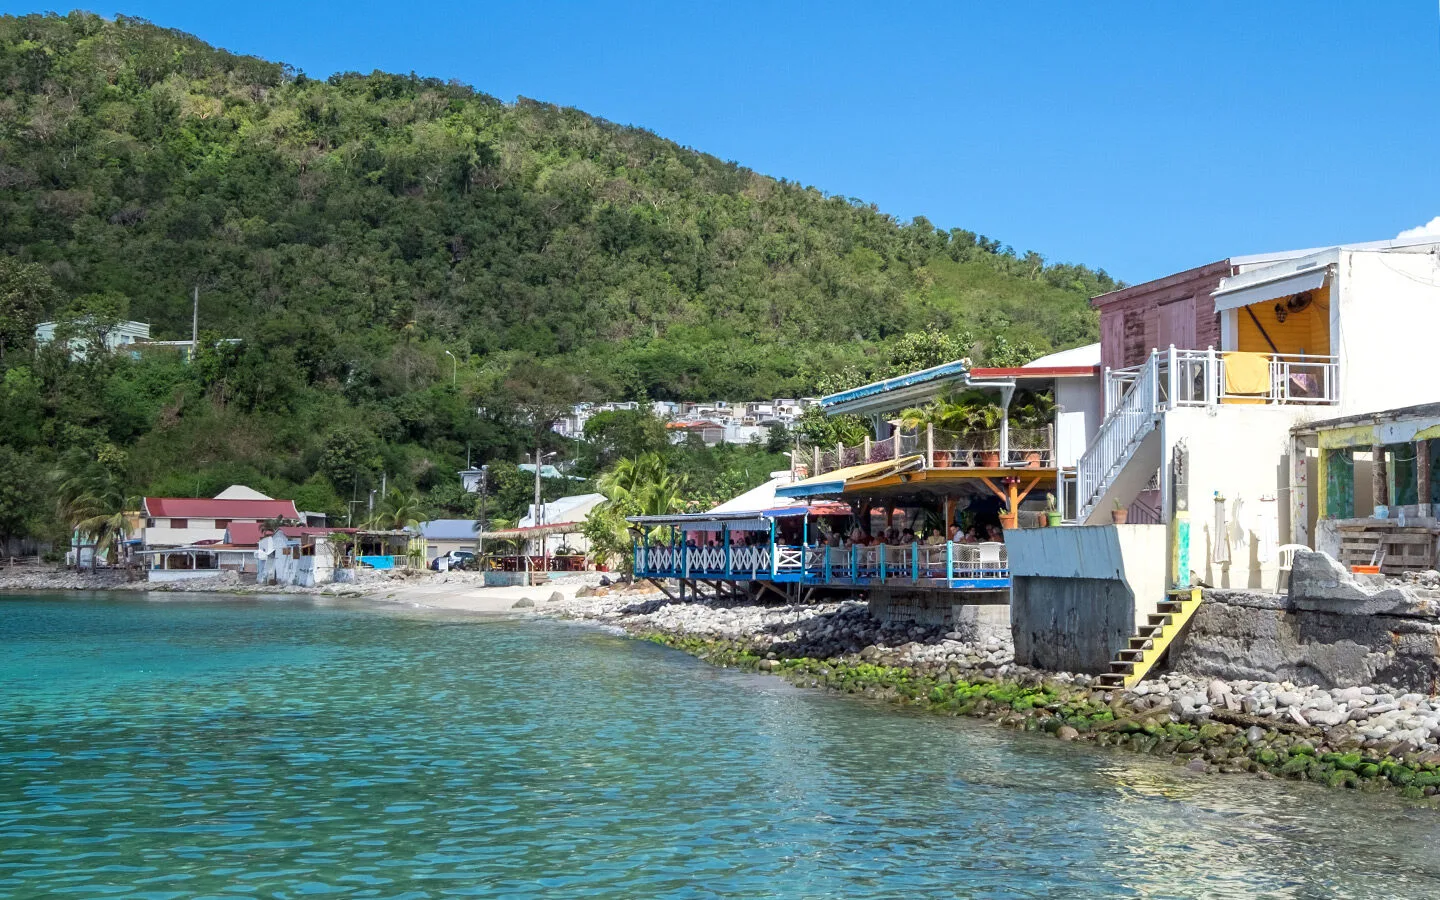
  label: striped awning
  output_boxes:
[774,455,925,499]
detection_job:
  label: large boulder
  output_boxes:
[1289,550,1440,618]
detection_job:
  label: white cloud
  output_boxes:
[1398,216,1440,239]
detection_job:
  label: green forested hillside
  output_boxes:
[0,11,1115,546]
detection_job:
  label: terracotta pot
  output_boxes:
[932,453,950,469]
[1023,451,1042,469]
[979,451,1001,468]
[1111,509,1128,525]
[999,514,1018,530]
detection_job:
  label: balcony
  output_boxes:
[810,425,1055,476]
[1105,347,1339,414]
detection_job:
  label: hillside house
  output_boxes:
[141,487,299,550]
[35,319,151,358]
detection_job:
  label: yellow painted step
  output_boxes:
[1096,588,1204,690]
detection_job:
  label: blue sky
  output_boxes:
[7,1,1440,282]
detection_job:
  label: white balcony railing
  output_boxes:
[1159,348,1338,407]
[1079,346,1339,521]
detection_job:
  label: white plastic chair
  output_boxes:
[977,541,1005,576]
[1275,543,1309,593]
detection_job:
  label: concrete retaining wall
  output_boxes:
[1172,551,1440,693]
[1005,524,1168,674]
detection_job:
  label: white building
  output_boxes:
[1060,236,1440,590]
[35,319,151,358]
[256,527,352,587]
[142,487,300,549]
[515,492,607,555]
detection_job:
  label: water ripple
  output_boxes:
[2,594,1437,898]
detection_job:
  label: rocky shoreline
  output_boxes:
[545,585,1440,803]
[0,564,448,597]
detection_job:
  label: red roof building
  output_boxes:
[143,498,299,520]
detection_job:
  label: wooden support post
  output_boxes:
[1419,439,1432,516]
[1372,443,1389,511]
[926,423,935,468]
[863,436,871,460]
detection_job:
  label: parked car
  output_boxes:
[430,550,477,571]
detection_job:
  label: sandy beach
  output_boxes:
[0,565,614,615]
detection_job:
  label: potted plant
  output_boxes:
[899,404,946,467]
[931,390,1003,467]
[1045,493,1062,527]
[1111,498,1128,525]
[1009,390,1056,468]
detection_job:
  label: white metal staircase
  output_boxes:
[1075,351,1163,523]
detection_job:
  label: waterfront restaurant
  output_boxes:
[630,352,1097,620]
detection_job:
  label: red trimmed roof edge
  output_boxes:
[968,365,1101,378]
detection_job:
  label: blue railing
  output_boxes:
[633,541,1009,591]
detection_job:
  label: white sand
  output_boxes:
[356,576,596,614]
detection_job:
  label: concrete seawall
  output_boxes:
[1005,524,1168,673]
[1173,552,1440,693]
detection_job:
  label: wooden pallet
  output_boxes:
[1338,525,1437,574]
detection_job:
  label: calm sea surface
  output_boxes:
[2,594,1438,899]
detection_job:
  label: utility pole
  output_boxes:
[535,446,544,576]
[444,349,457,385]
[190,285,199,362]
[477,464,488,559]
[380,471,387,500]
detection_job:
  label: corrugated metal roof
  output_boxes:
[419,519,481,540]
[143,498,300,519]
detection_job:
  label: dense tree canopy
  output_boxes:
[0,12,1116,548]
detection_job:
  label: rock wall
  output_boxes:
[1173,551,1440,693]
[866,588,1008,638]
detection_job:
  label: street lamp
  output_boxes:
[533,449,559,581]
[443,349,457,385]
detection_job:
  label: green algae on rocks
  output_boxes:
[640,631,1440,805]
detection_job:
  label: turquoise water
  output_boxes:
[2,596,1439,899]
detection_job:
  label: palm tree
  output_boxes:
[931,389,1004,433]
[53,455,137,571]
[598,452,672,502]
[365,489,426,531]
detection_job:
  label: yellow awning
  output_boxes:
[775,455,925,498]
